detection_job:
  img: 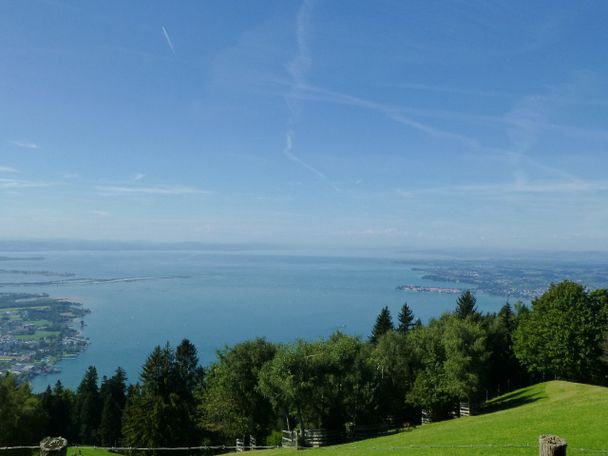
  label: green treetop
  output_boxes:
[397,302,415,335]
[370,306,394,343]
[513,281,608,382]
[455,290,479,320]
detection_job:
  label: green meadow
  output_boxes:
[249,381,608,456]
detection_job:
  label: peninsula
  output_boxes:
[0,292,90,380]
[396,284,463,294]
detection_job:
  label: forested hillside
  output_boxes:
[1,280,607,448]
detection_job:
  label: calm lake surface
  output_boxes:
[0,251,510,391]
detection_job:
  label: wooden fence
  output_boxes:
[459,401,479,417]
[303,429,344,447]
[421,401,479,424]
[235,436,256,452]
[281,430,298,449]
[280,422,401,448]
[0,433,571,455]
[421,408,431,424]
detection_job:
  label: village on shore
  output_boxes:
[0,292,89,380]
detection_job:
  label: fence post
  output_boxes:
[235,437,244,452]
[539,435,567,456]
[40,437,67,456]
[421,409,431,424]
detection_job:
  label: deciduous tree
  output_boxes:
[407,314,488,419]
[200,338,276,443]
[0,374,45,447]
[513,281,608,382]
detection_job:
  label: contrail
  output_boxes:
[283,131,324,180]
[282,0,339,192]
[162,26,176,56]
[283,130,340,191]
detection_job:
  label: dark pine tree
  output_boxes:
[122,345,175,448]
[40,381,75,441]
[122,341,203,447]
[397,302,415,335]
[98,367,127,446]
[498,302,515,335]
[175,339,204,397]
[40,384,53,418]
[455,290,479,320]
[370,306,394,343]
[75,366,102,443]
[174,339,204,445]
[485,302,527,395]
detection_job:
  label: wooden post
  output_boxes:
[539,435,567,456]
[459,402,470,417]
[235,437,244,452]
[40,437,67,456]
[421,408,431,424]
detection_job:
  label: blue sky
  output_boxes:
[1,0,607,250]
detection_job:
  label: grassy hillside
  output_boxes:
[68,381,608,456]
[253,381,608,455]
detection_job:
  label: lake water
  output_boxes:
[0,251,510,391]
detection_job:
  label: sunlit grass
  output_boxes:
[253,381,608,456]
[69,449,115,456]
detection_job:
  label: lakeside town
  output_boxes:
[0,292,89,380]
[401,259,608,300]
[396,284,463,294]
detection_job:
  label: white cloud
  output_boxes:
[0,166,19,173]
[88,210,110,217]
[340,227,400,236]
[95,184,212,196]
[0,178,50,189]
[133,173,145,181]
[10,140,39,150]
[397,178,608,198]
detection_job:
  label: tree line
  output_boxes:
[1,280,607,448]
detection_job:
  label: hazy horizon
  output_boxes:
[1,238,608,262]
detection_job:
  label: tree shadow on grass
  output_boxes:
[480,386,547,415]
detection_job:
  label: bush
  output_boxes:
[265,430,283,447]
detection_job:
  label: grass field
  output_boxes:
[0,355,17,360]
[15,331,60,341]
[29,319,53,327]
[68,449,115,456]
[252,381,608,456]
